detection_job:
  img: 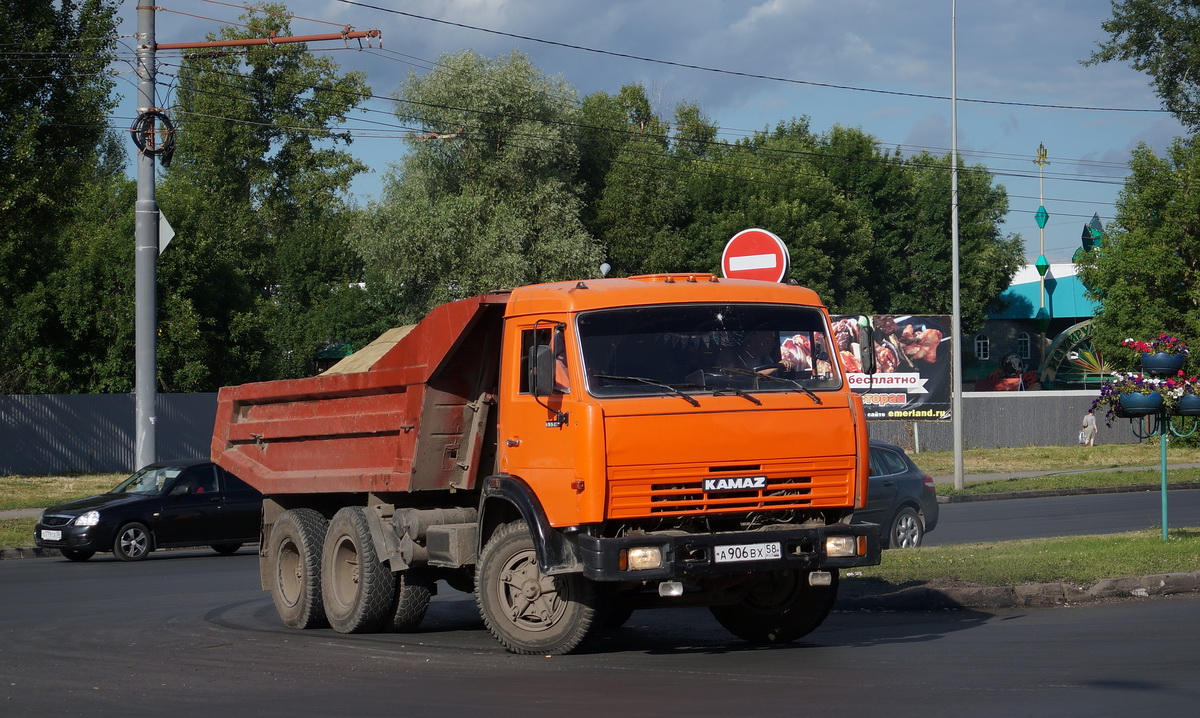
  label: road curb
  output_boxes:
[0,547,57,560]
[837,570,1200,611]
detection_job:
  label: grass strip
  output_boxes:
[939,468,1200,496]
[855,529,1200,586]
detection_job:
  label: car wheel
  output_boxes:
[321,506,396,634]
[269,509,329,630]
[113,522,152,561]
[889,506,924,548]
[710,569,839,644]
[211,542,243,555]
[475,520,601,655]
[60,549,94,562]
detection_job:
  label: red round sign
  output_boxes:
[720,228,790,282]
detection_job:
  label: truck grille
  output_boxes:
[608,463,854,519]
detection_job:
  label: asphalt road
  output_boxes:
[924,488,1200,546]
[2,550,1199,716]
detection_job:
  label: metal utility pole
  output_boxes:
[128,6,380,470]
[134,5,158,470]
[950,0,964,489]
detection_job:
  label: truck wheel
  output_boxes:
[389,567,435,632]
[322,506,396,634]
[475,520,600,655]
[269,509,329,629]
[60,549,94,562]
[113,522,152,561]
[210,542,243,555]
[710,569,839,644]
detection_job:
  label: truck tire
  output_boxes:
[322,506,396,634]
[269,508,329,629]
[709,569,839,645]
[475,520,600,655]
[389,567,435,632]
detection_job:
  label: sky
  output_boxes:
[112,0,1187,265]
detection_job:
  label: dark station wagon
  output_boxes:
[34,458,262,561]
[856,439,940,548]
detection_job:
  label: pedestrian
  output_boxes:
[1080,408,1097,447]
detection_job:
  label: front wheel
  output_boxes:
[710,569,839,644]
[211,542,243,555]
[321,507,395,634]
[60,549,94,562]
[475,520,600,655]
[888,506,924,548]
[112,522,152,561]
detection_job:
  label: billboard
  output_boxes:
[835,315,953,421]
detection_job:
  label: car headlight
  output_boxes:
[74,510,101,527]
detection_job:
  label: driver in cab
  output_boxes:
[724,331,782,375]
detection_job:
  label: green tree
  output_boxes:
[580,86,705,275]
[157,2,372,387]
[1085,0,1200,132]
[1077,138,1200,364]
[353,50,601,320]
[0,0,120,392]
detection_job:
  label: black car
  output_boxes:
[34,458,262,561]
[856,439,939,548]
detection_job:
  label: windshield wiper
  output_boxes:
[721,368,823,405]
[593,374,701,407]
[711,388,762,405]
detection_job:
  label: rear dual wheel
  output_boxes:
[269,509,329,629]
[322,507,396,634]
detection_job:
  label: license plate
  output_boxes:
[714,541,781,563]
[40,529,62,541]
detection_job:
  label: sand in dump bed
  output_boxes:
[320,326,415,375]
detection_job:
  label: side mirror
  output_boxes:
[529,345,557,397]
[856,316,876,375]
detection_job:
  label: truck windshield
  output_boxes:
[578,304,849,399]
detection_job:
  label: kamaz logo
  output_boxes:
[703,476,767,492]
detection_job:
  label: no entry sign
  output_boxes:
[720,228,790,282]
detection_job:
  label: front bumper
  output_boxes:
[33,521,109,552]
[577,522,881,582]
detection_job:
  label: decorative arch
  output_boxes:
[1039,319,1113,387]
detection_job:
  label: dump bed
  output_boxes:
[211,293,508,496]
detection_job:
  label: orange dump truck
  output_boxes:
[211,274,882,654]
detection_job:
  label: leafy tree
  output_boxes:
[157,2,372,387]
[580,86,703,275]
[353,50,601,320]
[1085,0,1200,132]
[1077,137,1200,364]
[0,0,120,392]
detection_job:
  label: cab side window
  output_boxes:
[519,327,569,394]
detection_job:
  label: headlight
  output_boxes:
[825,535,859,557]
[619,546,664,571]
[74,510,101,527]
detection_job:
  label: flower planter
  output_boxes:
[1178,393,1200,416]
[1141,352,1185,376]
[1115,391,1164,417]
